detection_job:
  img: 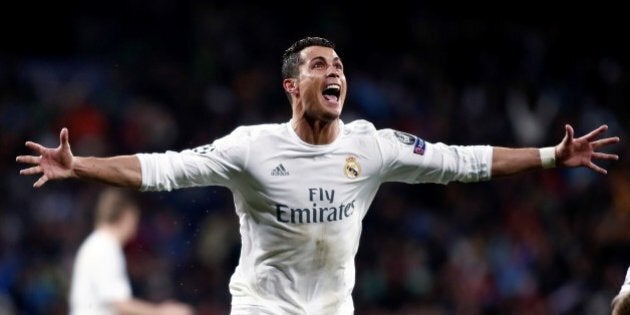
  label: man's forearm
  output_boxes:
[73,155,142,189]
[491,147,551,178]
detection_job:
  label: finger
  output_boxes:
[587,161,607,175]
[564,124,574,143]
[60,127,70,150]
[591,136,621,148]
[33,175,48,188]
[20,166,42,175]
[582,124,608,141]
[25,141,47,154]
[592,152,619,161]
[16,155,42,165]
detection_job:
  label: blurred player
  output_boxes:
[18,37,620,314]
[69,188,194,315]
[612,266,630,315]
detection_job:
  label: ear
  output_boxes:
[283,78,298,94]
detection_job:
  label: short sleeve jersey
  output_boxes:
[137,119,492,314]
[69,230,132,315]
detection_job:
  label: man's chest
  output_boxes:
[247,148,379,191]
[239,147,380,220]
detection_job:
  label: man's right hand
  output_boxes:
[16,127,76,188]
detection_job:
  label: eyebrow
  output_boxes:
[309,56,343,64]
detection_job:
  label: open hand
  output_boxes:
[555,124,620,174]
[16,128,75,187]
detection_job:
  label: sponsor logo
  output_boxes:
[275,200,355,224]
[394,131,416,145]
[413,137,426,155]
[344,156,361,179]
[275,187,355,224]
[271,163,290,176]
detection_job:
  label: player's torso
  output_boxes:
[70,233,120,315]
[230,123,383,303]
[238,124,383,229]
[226,121,388,313]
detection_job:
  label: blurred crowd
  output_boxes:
[1,2,628,315]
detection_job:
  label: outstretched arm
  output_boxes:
[492,124,620,177]
[16,128,142,189]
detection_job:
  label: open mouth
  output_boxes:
[322,84,341,102]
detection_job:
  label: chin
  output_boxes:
[321,111,341,122]
[304,104,342,122]
[323,106,342,120]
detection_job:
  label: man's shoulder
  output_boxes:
[343,120,426,146]
[75,230,119,262]
[343,119,377,135]
[83,230,118,249]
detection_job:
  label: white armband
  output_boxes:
[539,147,556,169]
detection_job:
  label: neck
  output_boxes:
[291,117,340,145]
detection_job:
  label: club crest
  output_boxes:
[344,156,361,179]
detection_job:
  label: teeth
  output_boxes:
[325,84,340,90]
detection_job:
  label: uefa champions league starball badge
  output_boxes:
[344,156,361,179]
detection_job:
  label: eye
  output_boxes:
[312,62,325,69]
[334,63,343,71]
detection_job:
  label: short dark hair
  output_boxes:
[281,37,336,79]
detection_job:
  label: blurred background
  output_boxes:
[1,1,628,314]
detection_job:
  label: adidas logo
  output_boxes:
[271,164,289,176]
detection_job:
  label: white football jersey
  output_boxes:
[137,119,492,314]
[69,230,132,315]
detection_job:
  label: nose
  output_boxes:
[326,66,340,78]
